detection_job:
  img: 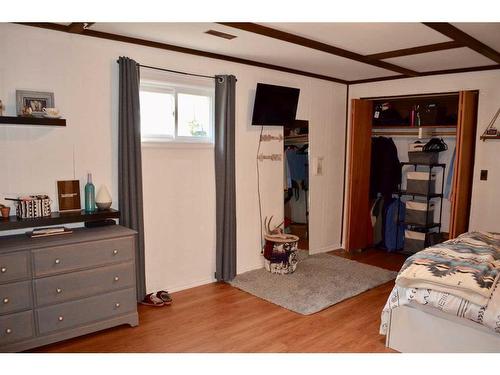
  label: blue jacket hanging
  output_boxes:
[384,198,405,252]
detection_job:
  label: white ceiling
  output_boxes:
[452,23,500,52]
[264,23,452,55]
[383,47,495,72]
[86,22,500,82]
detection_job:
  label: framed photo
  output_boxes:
[57,180,81,212]
[16,90,55,117]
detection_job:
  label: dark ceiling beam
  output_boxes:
[218,22,420,77]
[367,41,462,60]
[14,22,348,85]
[67,22,95,34]
[423,22,500,64]
[349,64,500,85]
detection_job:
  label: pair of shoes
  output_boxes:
[140,290,172,307]
[156,290,172,305]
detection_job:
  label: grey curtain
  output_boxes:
[118,56,146,301]
[215,75,237,281]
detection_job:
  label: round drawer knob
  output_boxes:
[55,259,61,265]
[1,267,6,273]
[112,250,118,255]
[114,276,120,282]
[58,316,64,322]
[56,288,62,294]
[3,298,9,304]
[5,328,12,334]
[115,303,121,308]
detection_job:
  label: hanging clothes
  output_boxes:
[285,147,309,201]
[384,198,405,252]
[286,148,308,182]
[370,137,402,200]
[371,196,385,246]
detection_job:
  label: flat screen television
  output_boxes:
[251,83,300,126]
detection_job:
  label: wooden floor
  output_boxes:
[32,248,407,353]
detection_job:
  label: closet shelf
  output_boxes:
[372,125,456,129]
[401,162,446,168]
[396,190,443,199]
[402,222,441,230]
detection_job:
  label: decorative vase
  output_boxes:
[84,173,96,213]
[96,185,112,210]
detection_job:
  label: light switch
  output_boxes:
[313,157,324,176]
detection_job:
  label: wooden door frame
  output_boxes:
[344,90,478,252]
[345,99,373,252]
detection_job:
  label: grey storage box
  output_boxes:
[405,200,435,226]
[404,230,428,253]
[407,171,436,195]
[408,151,439,165]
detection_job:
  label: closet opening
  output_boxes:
[284,120,309,251]
[346,91,478,255]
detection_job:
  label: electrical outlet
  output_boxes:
[480,170,488,181]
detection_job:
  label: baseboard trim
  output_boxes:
[148,277,217,294]
[309,244,342,255]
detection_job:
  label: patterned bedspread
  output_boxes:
[396,232,500,306]
[380,232,500,335]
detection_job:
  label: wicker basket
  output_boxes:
[263,234,300,274]
[15,195,52,219]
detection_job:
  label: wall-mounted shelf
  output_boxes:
[0,209,120,231]
[0,116,66,127]
[480,107,500,141]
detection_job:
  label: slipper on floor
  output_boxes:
[140,293,165,307]
[156,290,172,305]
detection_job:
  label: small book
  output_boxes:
[27,227,73,238]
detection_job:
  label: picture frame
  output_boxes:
[57,180,81,212]
[16,90,55,117]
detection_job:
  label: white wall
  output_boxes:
[346,70,500,241]
[0,23,346,292]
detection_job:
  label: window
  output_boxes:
[140,81,214,143]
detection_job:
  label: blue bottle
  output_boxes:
[84,173,96,213]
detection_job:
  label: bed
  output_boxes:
[380,231,500,352]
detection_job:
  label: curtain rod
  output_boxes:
[116,59,215,79]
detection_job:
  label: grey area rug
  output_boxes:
[230,252,397,315]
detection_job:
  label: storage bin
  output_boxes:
[405,200,435,226]
[263,234,299,275]
[406,171,436,195]
[408,151,439,165]
[404,230,428,253]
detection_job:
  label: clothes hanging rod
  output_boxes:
[116,60,215,79]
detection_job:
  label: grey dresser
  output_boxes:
[0,225,139,352]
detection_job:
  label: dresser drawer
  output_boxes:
[0,311,34,345]
[0,281,32,315]
[36,288,136,335]
[35,262,135,306]
[0,252,30,284]
[33,237,135,277]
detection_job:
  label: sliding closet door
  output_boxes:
[346,99,373,252]
[449,90,478,238]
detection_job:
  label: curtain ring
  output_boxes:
[217,76,225,83]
